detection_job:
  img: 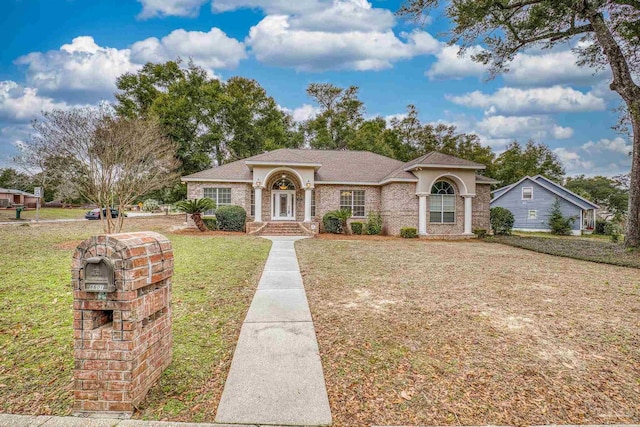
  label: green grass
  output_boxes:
[0,207,88,221]
[0,217,270,420]
[489,234,639,268]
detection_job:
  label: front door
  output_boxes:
[272,190,295,220]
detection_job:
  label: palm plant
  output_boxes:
[176,198,215,232]
[330,208,353,235]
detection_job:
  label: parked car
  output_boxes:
[85,208,126,220]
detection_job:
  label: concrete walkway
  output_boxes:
[215,237,332,426]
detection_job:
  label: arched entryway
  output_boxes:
[271,176,296,220]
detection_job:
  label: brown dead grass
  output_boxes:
[296,239,640,427]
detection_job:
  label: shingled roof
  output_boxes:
[182,149,487,184]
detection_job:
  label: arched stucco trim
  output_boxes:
[428,173,469,196]
[263,167,305,189]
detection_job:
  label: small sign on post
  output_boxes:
[34,187,42,222]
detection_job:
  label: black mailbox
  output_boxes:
[82,257,116,293]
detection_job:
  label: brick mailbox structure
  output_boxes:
[72,231,173,417]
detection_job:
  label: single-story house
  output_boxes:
[490,175,599,235]
[182,149,497,236]
[0,188,39,208]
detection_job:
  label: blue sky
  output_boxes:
[0,0,633,176]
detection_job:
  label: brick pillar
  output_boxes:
[72,232,173,418]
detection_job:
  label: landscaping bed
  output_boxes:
[489,234,640,269]
[0,216,271,422]
[296,238,640,426]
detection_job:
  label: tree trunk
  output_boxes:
[191,212,207,232]
[589,12,640,247]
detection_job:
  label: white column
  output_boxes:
[304,188,312,223]
[418,194,428,236]
[254,186,263,222]
[464,195,473,235]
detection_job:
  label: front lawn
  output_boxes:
[296,239,640,426]
[0,216,270,421]
[0,207,88,221]
[490,234,639,269]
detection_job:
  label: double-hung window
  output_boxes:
[340,190,365,217]
[522,187,533,200]
[203,187,231,215]
[528,210,538,220]
[430,181,456,223]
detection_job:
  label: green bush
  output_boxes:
[400,227,418,238]
[473,228,487,238]
[604,222,623,243]
[322,212,343,234]
[350,222,364,235]
[203,218,218,231]
[548,199,575,235]
[142,198,160,212]
[365,211,383,235]
[215,205,246,232]
[594,219,606,235]
[490,207,515,235]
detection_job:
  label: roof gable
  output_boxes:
[491,176,599,210]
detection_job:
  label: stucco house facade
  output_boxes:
[490,175,599,236]
[182,149,497,236]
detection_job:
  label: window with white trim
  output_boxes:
[311,190,316,217]
[340,190,365,217]
[522,187,533,200]
[430,181,456,223]
[203,187,231,215]
[250,189,255,217]
[528,210,537,220]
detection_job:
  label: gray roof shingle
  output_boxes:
[183,149,486,184]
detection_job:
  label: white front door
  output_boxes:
[272,190,295,220]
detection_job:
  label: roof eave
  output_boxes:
[404,164,485,172]
[245,160,323,170]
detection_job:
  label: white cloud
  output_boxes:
[426,45,487,80]
[15,31,245,103]
[288,0,396,33]
[475,115,573,141]
[0,81,71,122]
[582,137,632,155]
[246,15,438,71]
[131,28,247,70]
[137,0,208,18]
[448,86,605,116]
[554,147,595,174]
[212,0,333,15]
[16,36,139,102]
[279,103,320,121]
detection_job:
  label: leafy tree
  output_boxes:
[27,106,180,233]
[222,77,302,161]
[389,105,496,171]
[493,140,565,186]
[176,198,215,232]
[398,0,640,247]
[304,83,364,150]
[565,175,629,216]
[350,117,397,158]
[548,199,576,235]
[0,168,30,191]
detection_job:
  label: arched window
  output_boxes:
[272,176,296,190]
[430,181,455,223]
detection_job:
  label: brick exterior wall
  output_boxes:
[380,182,419,236]
[313,184,381,231]
[71,232,173,416]
[472,184,491,231]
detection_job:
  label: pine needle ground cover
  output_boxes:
[296,239,640,426]
[0,216,270,422]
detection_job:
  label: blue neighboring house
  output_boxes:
[490,175,599,236]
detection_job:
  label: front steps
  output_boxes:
[254,222,310,236]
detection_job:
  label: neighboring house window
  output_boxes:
[528,210,537,220]
[203,187,231,215]
[522,187,533,200]
[340,190,365,217]
[251,189,255,217]
[311,190,316,217]
[430,181,456,223]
